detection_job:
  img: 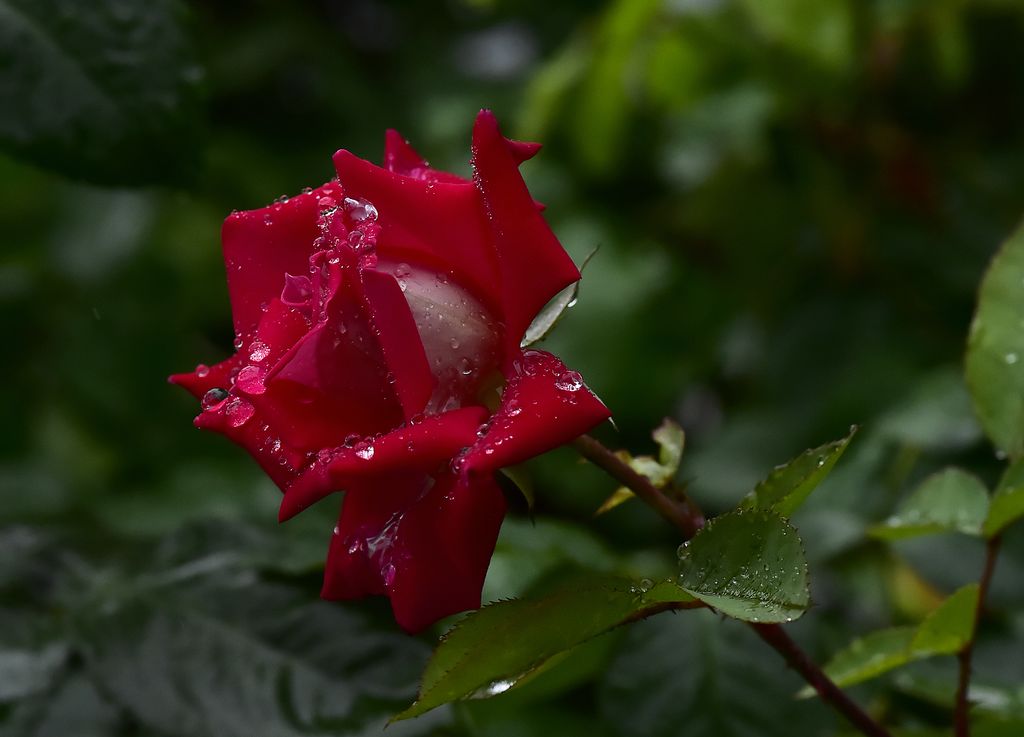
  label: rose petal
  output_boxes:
[193,397,308,491]
[279,406,489,521]
[320,471,427,600]
[471,110,581,363]
[332,149,501,315]
[382,129,467,184]
[461,348,610,474]
[169,354,243,400]
[258,259,404,451]
[385,471,506,633]
[361,269,434,419]
[173,299,313,490]
[223,182,343,336]
[505,139,542,165]
[321,470,506,633]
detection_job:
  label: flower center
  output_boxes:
[378,259,500,413]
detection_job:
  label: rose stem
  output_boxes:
[571,433,893,737]
[953,534,1002,737]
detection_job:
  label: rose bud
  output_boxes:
[170,110,610,632]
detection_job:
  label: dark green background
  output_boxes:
[3,0,1024,734]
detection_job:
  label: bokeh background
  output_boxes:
[3,0,1024,735]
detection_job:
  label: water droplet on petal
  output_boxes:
[224,397,255,427]
[236,365,266,394]
[343,196,378,222]
[248,340,270,363]
[554,370,584,392]
[201,387,229,410]
[195,363,210,378]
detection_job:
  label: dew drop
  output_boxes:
[343,196,378,222]
[195,363,210,378]
[224,397,255,427]
[554,370,584,392]
[484,679,514,696]
[248,341,270,362]
[235,365,266,395]
[201,387,229,410]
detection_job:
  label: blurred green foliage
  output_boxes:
[3,0,1024,734]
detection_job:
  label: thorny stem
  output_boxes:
[954,535,1002,737]
[571,433,893,737]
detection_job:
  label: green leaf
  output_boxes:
[521,246,598,347]
[594,486,636,516]
[741,426,856,516]
[69,530,442,737]
[395,575,698,721]
[499,465,535,511]
[877,367,982,452]
[965,219,1024,459]
[79,590,444,737]
[738,0,854,71]
[0,643,68,703]
[571,0,661,174]
[983,457,1024,537]
[806,584,979,693]
[676,510,809,623]
[811,627,920,693]
[597,418,685,515]
[869,468,989,540]
[0,673,121,737]
[0,0,205,185]
[483,517,619,601]
[600,610,835,737]
[910,583,979,656]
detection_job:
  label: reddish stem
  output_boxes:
[954,535,1002,737]
[571,433,892,737]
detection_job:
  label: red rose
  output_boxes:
[170,110,610,632]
